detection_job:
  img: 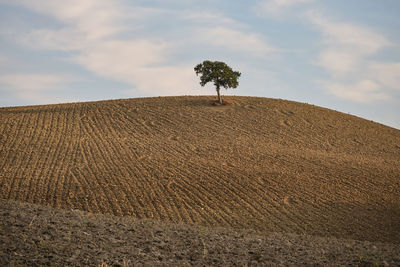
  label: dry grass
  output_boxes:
[0,95,399,243]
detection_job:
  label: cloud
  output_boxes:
[74,40,170,73]
[308,11,390,56]
[181,10,276,58]
[181,11,239,27]
[11,0,141,51]
[125,67,200,96]
[322,80,390,103]
[0,74,66,91]
[307,11,397,103]
[1,0,277,98]
[316,49,360,75]
[307,10,391,78]
[7,0,126,38]
[195,27,275,56]
[0,74,70,103]
[368,62,400,90]
[3,0,197,96]
[256,0,314,14]
[73,40,199,95]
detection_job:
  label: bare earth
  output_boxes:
[1,96,400,265]
[2,199,400,266]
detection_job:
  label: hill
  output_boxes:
[0,96,399,246]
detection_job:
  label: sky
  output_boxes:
[0,0,399,129]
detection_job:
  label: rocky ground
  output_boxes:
[1,199,400,266]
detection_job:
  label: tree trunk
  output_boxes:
[216,87,222,104]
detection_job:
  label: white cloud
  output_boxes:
[73,40,199,95]
[0,74,69,103]
[2,0,277,97]
[7,0,124,32]
[12,0,133,50]
[21,28,88,51]
[307,11,397,103]
[0,74,66,91]
[181,10,276,58]
[74,40,169,73]
[256,0,314,14]
[322,80,390,103]
[182,11,239,27]
[3,1,197,96]
[126,67,200,96]
[317,49,360,75]
[196,27,275,56]
[308,11,390,56]
[368,62,400,90]
[307,10,391,78]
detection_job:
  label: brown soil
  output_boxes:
[2,199,400,266]
[212,99,234,106]
[0,95,400,264]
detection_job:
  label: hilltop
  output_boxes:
[0,96,399,264]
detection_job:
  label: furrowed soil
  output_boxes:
[1,96,400,265]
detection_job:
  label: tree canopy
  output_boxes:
[194,60,241,104]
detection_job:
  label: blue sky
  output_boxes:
[0,0,399,129]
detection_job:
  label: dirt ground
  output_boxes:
[2,199,400,266]
[1,96,400,264]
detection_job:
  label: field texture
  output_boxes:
[1,96,399,244]
[3,199,400,266]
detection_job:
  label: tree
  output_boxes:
[194,60,241,104]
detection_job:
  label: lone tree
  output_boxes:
[194,60,241,104]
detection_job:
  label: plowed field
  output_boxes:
[1,96,399,244]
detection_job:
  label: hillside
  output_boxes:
[1,96,399,245]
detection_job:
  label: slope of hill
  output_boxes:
[0,96,399,245]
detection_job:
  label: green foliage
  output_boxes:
[194,60,241,91]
